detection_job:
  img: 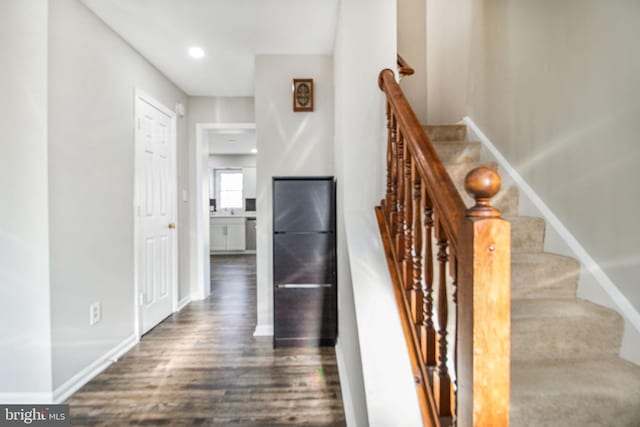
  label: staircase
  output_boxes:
[427,124,640,426]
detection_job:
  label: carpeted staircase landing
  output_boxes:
[425,124,640,427]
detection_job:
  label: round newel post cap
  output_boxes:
[464,167,502,218]
[378,68,395,90]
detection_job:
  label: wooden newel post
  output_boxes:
[457,167,511,427]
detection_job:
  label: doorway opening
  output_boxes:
[194,122,258,300]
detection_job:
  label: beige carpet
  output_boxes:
[426,124,640,427]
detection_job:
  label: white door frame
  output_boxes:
[133,88,179,337]
[193,122,256,301]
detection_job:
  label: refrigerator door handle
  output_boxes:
[276,283,333,289]
[274,231,332,235]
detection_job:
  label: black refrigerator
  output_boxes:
[273,177,337,347]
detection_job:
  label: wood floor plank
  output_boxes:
[67,255,346,426]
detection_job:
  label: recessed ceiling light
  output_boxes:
[189,47,204,59]
[251,148,258,154]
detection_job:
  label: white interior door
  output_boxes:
[135,93,177,335]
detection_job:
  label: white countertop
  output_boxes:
[210,211,257,218]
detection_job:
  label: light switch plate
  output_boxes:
[89,301,102,326]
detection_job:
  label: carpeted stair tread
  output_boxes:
[427,132,519,215]
[424,124,467,141]
[511,252,578,298]
[510,357,640,426]
[421,123,640,424]
[505,215,546,253]
[511,298,623,361]
[431,140,481,164]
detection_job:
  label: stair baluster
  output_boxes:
[396,131,405,259]
[384,102,392,216]
[421,189,436,367]
[411,164,424,326]
[450,255,459,424]
[434,219,452,416]
[389,113,398,234]
[404,142,413,290]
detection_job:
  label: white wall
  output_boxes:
[254,55,334,334]
[334,0,422,425]
[209,154,256,169]
[189,97,255,125]
[426,0,640,359]
[0,0,53,401]
[48,0,189,390]
[398,0,427,123]
[425,0,472,125]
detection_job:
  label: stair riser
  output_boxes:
[424,125,467,141]
[511,400,640,427]
[511,261,578,299]
[511,278,577,299]
[431,139,518,216]
[424,124,640,425]
[510,358,640,427]
[511,314,623,361]
[510,219,545,253]
[433,141,481,164]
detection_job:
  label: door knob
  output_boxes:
[168,223,176,229]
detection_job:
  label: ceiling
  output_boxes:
[207,128,256,155]
[81,0,338,96]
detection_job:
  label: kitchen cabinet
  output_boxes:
[226,221,245,250]
[210,223,227,251]
[210,217,246,251]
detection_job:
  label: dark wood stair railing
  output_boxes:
[397,54,415,78]
[376,68,511,427]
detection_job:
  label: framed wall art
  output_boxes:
[292,78,314,112]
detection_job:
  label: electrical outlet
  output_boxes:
[89,302,102,326]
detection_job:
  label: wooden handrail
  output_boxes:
[378,69,465,250]
[376,68,511,426]
[397,54,415,78]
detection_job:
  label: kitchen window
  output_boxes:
[216,169,243,209]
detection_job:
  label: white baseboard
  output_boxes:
[177,296,191,312]
[191,290,208,301]
[462,116,640,339]
[335,339,357,427]
[0,392,53,404]
[52,333,138,403]
[252,324,273,337]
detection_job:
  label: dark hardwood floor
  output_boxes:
[67,254,346,426]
